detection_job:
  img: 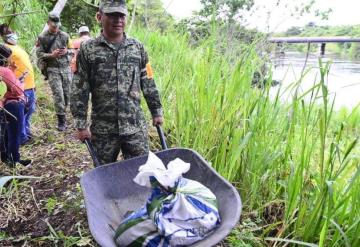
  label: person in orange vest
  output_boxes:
[0,23,36,145]
[70,26,91,73]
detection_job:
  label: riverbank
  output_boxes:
[1,27,359,246]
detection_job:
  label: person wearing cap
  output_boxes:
[0,23,36,145]
[36,12,72,131]
[0,44,32,167]
[70,26,91,73]
[71,0,164,165]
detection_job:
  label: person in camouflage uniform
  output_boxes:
[70,0,163,165]
[36,12,72,131]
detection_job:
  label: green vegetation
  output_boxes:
[277,24,360,58]
[133,27,359,246]
[1,0,359,246]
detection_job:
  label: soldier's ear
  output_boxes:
[96,12,102,23]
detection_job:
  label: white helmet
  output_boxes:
[78,26,90,34]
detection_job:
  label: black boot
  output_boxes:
[57,115,67,131]
[19,159,32,166]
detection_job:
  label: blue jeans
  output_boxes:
[21,89,36,143]
[0,111,7,162]
[4,101,25,163]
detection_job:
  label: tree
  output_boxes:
[49,0,174,34]
[0,0,48,51]
[285,26,303,36]
[135,0,174,31]
[57,0,98,35]
[199,0,255,21]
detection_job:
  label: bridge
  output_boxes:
[269,37,360,55]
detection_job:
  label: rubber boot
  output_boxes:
[57,114,67,131]
[19,159,32,166]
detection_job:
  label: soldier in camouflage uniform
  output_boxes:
[70,0,163,165]
[36,12,72,131]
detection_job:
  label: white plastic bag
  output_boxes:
[141,152,220,245]
[133,151,191,188]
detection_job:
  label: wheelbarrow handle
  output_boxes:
[156,125,168,150]
[84,138,101,167]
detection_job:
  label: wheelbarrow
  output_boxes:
[80,127,242,246]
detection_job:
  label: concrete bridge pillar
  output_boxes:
[320,43,326,56]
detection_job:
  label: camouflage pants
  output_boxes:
[92,130,149,165]
[47,68,71,115]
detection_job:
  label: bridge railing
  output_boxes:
[269,36,360,55]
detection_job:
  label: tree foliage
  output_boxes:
[199,0,255,21]
[50,0,99,35]
[0,0,174,43]
[134,0,174,32]
[0,0,47,52]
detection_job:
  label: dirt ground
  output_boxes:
[0,83,97,246]
[0,83,282,247]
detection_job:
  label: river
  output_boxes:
[271,51,360,110]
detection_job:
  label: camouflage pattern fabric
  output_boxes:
[36,30,71,68]
[71,33,163,162]
[92,130,149,164]
[47,67,71,115]
[36,30,72,115]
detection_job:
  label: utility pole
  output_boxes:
[40,0,68,34]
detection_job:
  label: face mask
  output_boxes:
[5,33,18,45]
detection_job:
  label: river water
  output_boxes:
[270,51,360,110]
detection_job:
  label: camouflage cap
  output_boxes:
[48,11,61,27]
[99,0,128,15]
[48,11,60,22]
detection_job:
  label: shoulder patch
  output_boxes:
[146,63,154,79]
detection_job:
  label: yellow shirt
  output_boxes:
[7,44,35,90]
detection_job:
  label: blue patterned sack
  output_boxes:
[114,152,221,246]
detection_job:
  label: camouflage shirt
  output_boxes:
[36,30,71,68]
[71,34,163,136]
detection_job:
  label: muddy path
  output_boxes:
[0,83,97,246]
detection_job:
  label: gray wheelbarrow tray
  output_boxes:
[80,128,242,247]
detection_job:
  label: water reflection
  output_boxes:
[271,52,360,109]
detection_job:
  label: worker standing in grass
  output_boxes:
[71,0,163,165]
[70,25,91,74]
[36,12,72,131]
[0,44,31,167]
[0,23,36,145]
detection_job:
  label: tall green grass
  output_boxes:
[132,27,360,246]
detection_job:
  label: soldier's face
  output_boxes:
[48,21,59,33]
[98,12,127,37]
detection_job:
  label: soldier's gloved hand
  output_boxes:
[76,128,92,142]
[153,116,163,126]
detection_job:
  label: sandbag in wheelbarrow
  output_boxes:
[80,127,242,246]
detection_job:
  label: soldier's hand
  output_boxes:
[51,49,62,58]
[59,48,67,56]
[76,128,92,142]
[153,116,163,126]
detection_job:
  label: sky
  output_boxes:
[161,0,360,32]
